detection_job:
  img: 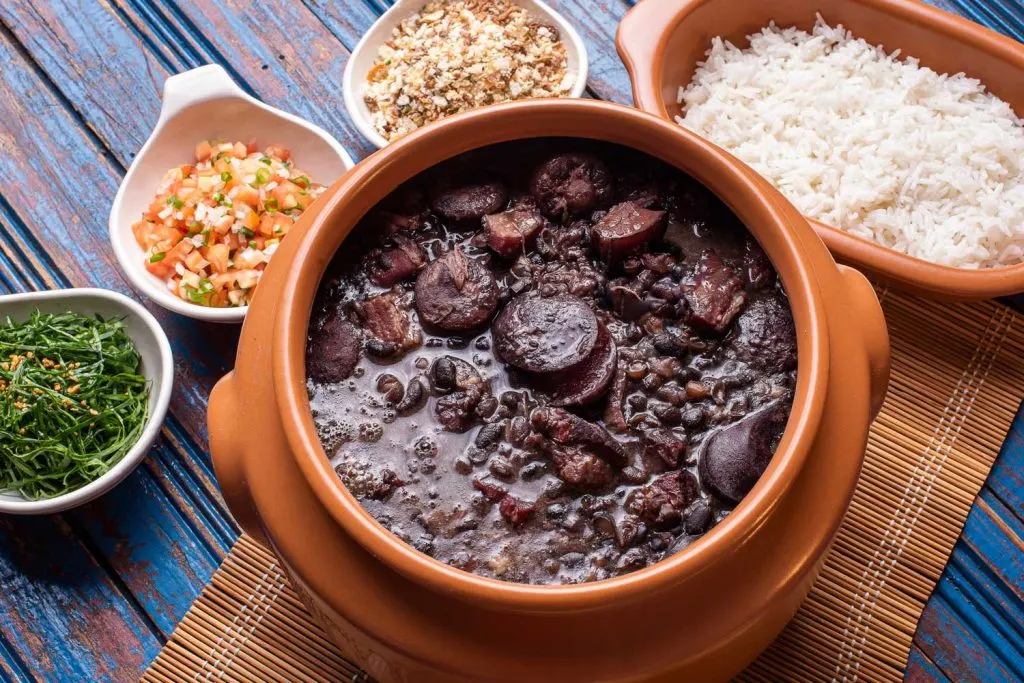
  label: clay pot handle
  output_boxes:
[837,265,891,417]
[208,372,268,544]
[616,0,690,113]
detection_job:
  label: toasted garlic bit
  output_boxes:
[364,0,573,142]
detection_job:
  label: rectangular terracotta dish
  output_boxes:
[617,0,1024,300]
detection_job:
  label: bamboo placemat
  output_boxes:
[144,290,1023,683]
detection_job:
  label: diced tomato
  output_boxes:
[132,139,322,308]
[194,140,213,162]
[206,244,230,274]
[212,214,234,235]
[184,250,208,272]
[270,181,303,210]
[265,144,290,162]
[234,248,265,270]
[233,185,260,207]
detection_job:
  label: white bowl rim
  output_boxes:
[109,64,356,324]
[0,288,174,514]
[342,0,591,149]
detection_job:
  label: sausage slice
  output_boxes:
[492,293,598,373]
[415,248,499,332]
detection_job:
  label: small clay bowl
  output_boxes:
[617,0,1024,300]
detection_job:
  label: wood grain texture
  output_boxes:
[0,0,1020,681]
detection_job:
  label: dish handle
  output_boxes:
[838,265,891,417]
[159,64,248,124]
[616,0,689,112]
[208,371,268,543]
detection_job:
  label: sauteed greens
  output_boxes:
[0,311,149,499]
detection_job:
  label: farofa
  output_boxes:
[364,0,573,142]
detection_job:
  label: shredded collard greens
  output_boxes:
[0,310,150,499]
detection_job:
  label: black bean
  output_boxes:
[474,422,505,450]
[365,338,400,358]
[684,501,713,535]
[681,406,705,428]
[395,376,427,416]
[656,384,687,406]
[475,394,498,418]
[641,374,663,392]
[506,416,530,446]
[592,513,616,539]
[626,393,648,412]
[651,403,682,425]
[467,446,490,464]
[431,357,457,392]
[376,374,405,404]
[500,390,524,408]
[520,461,547,481]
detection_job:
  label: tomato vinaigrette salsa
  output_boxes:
[131,140,326,308]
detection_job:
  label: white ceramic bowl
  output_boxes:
[0,288,173,514]
[343,0,590,149]
[110,64,356,324]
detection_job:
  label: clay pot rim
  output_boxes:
[616,0,1024,300]
[273,99,829,611]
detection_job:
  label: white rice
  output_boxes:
[676,15,1024,269]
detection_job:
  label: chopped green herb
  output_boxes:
[166,195,183,209]
[240,227,255,239]
[220,171,233,182]
[0,311,150,500]
[248,241,258,249]
[259,156,272,165]
[212,192,224,204]
[149,252,166,263]
[183,285,212,306]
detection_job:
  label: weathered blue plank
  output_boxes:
[0,20,235,661]
[131,0,378,160]
[916,592,1020,683]
[0,1,163,163]
[906,645,951,682]
[987,409,1024,527]
[71,467,221,636]
[930,495,1024,680]
[297,0,381,51]
[0,515,162,682]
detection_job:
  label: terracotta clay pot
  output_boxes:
[617,0,1024,300]
[209,99,890,682]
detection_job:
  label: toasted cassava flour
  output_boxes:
[677,15,1024,269]
[364,0,573,142]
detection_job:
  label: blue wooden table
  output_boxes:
[0,1,1020,680]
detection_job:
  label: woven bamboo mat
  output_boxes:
[144,290,1023,683]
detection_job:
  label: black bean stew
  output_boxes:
[306,141,797,585]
